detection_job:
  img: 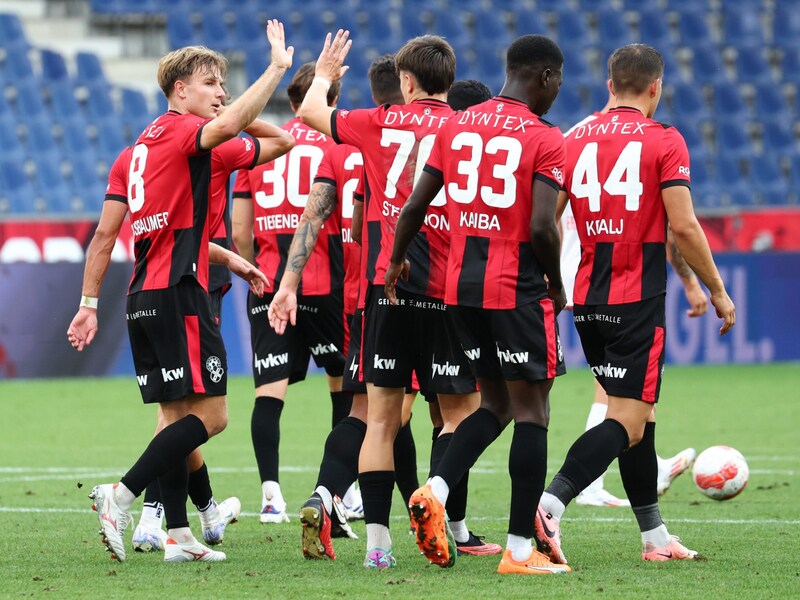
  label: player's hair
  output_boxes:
[157,46,228,99]
[506,34,564,75]
[394,35,456,95]
[287,62,341,107]
[368,54,403,105]
[447,79,492,111]
[608,44,664,96]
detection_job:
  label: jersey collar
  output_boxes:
[609,106,645,115]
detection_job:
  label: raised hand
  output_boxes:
[266,19,294,70]
[314,29,352,83]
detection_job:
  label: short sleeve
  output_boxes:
[354,173,365,201]
[314,147,337,185]
[173,113,210,155]
[105,147,131,203]
[533,127,567,190]
[424,128,445,177]
[659,126,691,188]
[216,135,261,173]
[331,107,378,147]
[232,168,252,199]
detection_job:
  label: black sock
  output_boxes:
[142,481,162,519]
[159,458,189,530]
[393,417,419,508]
[619,422,663,531]
[330,391,353,428]
[359,470,394,527]
[120,415,208,497]
[188,462,213,511]
[430,433,469,521]
[508,422,548,538]
[547,419,629,506]
[317,417,366,498]
[436,408,503,489]
[251,396,283,483]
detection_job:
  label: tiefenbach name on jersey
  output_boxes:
[232,117,342,295]
[425,96,566,309]
[564,107,691,305]
[331,99,455,301]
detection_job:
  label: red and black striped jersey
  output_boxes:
[233,117,340,295]
[424,96,566,309]
[563,107,691,305]
[331,99,455,300]
[104,111,259,294]
[313,143,363,315]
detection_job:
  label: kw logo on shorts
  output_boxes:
[162,367,184,382]
[310,343,338,356]
[591,363,628,379]
[205,356,224,383]
[497,348,529,364]
[431,357,460,377]
[255,352,289,374]
[373,355,396,370]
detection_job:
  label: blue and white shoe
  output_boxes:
[202,497,241,545]
[342,484,364,521]
[132,521,168,552]
[260,502,290,524]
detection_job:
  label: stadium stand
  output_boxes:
[0,0,796,214]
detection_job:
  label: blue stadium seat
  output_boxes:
[688,157,719,208]
[399,11,430,40]
[47,80,82,121]
[597,8,636,53]
[677,10,716,46]
[11,80,46,120]
[200,7,238,51]
[357,6,401,50]
[0,113,24,155]
[562,46,595,88]
[40,48,69,82]
[0,12,29,52]
[779,46,800,87]
[713,155,752,206]
[95,116,128,162]
[121,87,153,141]
[774,3,800,47]
[722,8,765,47]
[1,46,35,82]
[637,8,673,49]
[791,153,800,201]
[512,10,548,37]
[712,81,749,120]
[760,121,797,157]
[23,116,59,157]
[430,8,469,46]
[232,7,266,44]
[735,44,774,84]
[32,155,72,213]
[166,11,202,49]
[715,121,754,160]
[748,153,790,205]
[555,10,593,50]
[68,155,106,212]
[76,51,107,87]
[0,84,10,115]
[472,9,512,47]
[669,81,711,126]
[60,119,97,162]
[0,158,38,213]
[550,86,585,125]
[670,116,707,159]
[85,83,116,119]
[690,44,727,84]
[753,83,790,118]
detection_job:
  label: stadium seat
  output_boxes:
[715,121,755,160]
[68,155,106,212]
[669,81,711,127]
[597,8,636,52]
[555,10,593,50]
[200,7,238,52]
[166,11,202,49]
[0,158,38,213]
[120,87,153,141]
[550,85,584,125]
[95,116,128,162]
[23,116,59,157]
[357,6,402,50]
[791,153,800,201]
[760,121,797,157]
[0,113,25,156]
[429,8,469,46]
[637,7,674,50]
[779,46,800,87]
[32,155,72,213]
[85,83,116,119]
[1,46,35,82]
[471,9,512,47]
[752,83,791,119]
[0,12,29,52]
[11,80,46,120]
[512,10,548,37]
[734,44,774,84]
[712,81,749,120]
[670,116,708,158]
[690,44,728,84]
[40,48,70,83]
[773,2,800,47]
[76,52,107,87]
[60,119,97,162]
[677,10,716,46]
[47,80,82,121]
[748,153,791,205]
[562,46,595,88]
[399,11,430,40]
[722,8,765,47]
[713,155,752,206]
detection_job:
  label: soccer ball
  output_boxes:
[692,445,749,500]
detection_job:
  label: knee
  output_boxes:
[200,406,228,438]
[624,423,645,447]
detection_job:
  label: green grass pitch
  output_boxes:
[1,364,797,599]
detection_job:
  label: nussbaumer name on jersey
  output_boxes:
[132,212,169,236]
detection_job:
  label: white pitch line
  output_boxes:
[0,506,797,526]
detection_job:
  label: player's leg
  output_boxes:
[391,391,419,515]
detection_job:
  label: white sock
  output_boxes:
[506,534,532,562]
[428,476,450,507]
[198,498,220,527]
[314,485,333,514]
[140,502,163,527]
[114,483,136,512]
[540,492,566,521]
[580,403,609,494]
[366,523,392,550]
[343,482,360,506]
[449,519,469,544]
[642,524,671,548]
[168,526,194,544]
[262,481,285,510]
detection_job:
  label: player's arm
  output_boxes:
[531,179,566,313]
[209,242,268,297]
[351,197,363,245]
[666,226,708,317]
[385,170,443,304]
[555,189,569,221]
[244,120,295,165]
[662,185,735,334]
[67,200,128,352]
[268,181,338,334]
[231,196,255,265]
[200,20,293,151]
[297,30,352,136]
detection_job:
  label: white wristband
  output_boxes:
[312,76,331,91]
[80,295,98,310]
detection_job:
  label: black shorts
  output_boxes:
[127,278,227,404]
[248,290,347,386]
[573,295,666,403]
[450,299,566,382]
[342,310,367,393]
[361,284,475,394]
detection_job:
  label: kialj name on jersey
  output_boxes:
[585,218,624,236]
